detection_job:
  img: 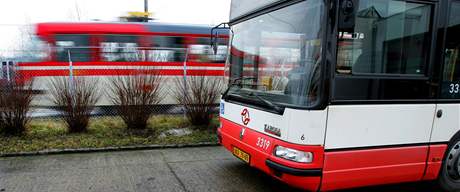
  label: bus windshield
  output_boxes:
[225,0,325,108]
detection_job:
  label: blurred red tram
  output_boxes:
[12,22,229,106]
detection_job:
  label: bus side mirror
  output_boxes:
[210,22,230,55]
[212,33,219,55]
[339,0,356,31]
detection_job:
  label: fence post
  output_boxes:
[182,48,189,119]
[13,61,18,81]
[67,50,75,107]
[6,61,10,82]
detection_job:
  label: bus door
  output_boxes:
[429,0,460,179]
[321,0,437,190]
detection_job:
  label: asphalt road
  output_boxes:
[0,146,442,192]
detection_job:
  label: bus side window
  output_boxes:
[55,34,91,62]
[336,0,431,76]
[333,0,435,101]
[441,1,460,99]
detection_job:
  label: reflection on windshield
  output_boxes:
[226,0,324,107]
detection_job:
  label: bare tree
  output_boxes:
[74,0,81,21]
[48,77,100,133]
[0,76,34,136]
[172,76,222,127]
[107,69,164,130]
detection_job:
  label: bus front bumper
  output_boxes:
[218,117,323,191]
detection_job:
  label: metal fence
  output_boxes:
[0,46,226,128]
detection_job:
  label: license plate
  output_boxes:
[233,147,250,163]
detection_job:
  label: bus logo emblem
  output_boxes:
[241,108,250,125]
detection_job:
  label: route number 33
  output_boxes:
[449,83,460,94]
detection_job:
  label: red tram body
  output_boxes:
[18,22,228,77]
[12,22,228,106]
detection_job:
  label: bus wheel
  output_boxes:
[439,137,460,192]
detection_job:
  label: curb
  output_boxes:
[0,142,220,158]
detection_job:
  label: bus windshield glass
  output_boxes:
[225,0,325,108]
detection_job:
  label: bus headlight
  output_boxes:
[274,146,313,163]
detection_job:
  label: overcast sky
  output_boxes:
[0,0,231,53]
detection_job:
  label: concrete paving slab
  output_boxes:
[167,158,301,192]
[161,146,233,163]
[0,150,164,174]
[2,164,185,192]
[0,150,184,192]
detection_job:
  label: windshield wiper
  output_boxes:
[248,92,284,114]
[221,77,256,99]
[221,78,284,114]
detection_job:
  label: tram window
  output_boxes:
[55,35,90,62]
[189,37,227,63]
[336,0,432,75]
[441,1,460,99]
[19,35,50,62]
[148,36,185,62]
[101,35,139,61]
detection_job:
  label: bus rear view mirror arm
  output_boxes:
[211,22,230,55]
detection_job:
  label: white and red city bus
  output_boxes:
[217,0,460,191]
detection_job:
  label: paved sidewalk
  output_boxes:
[0,146,442,192]
[0,146,300,192]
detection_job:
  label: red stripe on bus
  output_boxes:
[422,144,447,180]
[321,146,430,191]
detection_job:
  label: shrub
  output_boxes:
[173,76,222,127]
[107,70,164,130]
[48,77,100,133]
[0,77,34,136]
